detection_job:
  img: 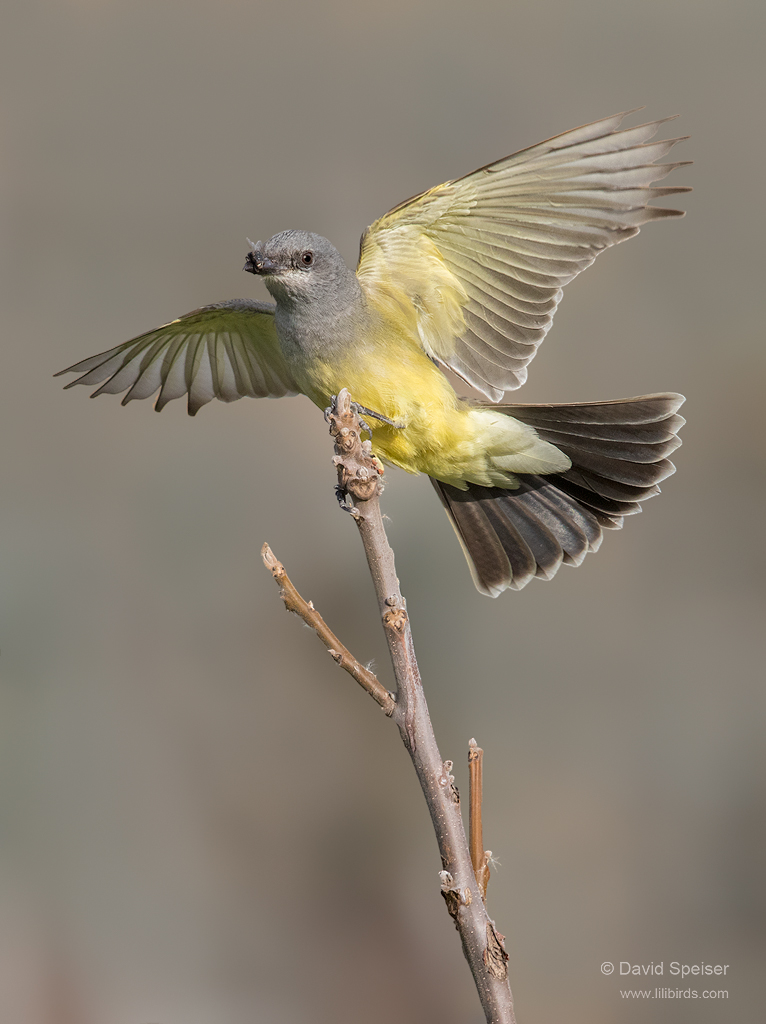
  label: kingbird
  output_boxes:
[58,111,689,596]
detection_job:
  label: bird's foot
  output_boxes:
[324,397,402,439]
[335,483,361,519]
[323,397,338,424]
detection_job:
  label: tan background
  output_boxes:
[1,1,764,1022]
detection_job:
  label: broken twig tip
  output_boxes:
[260,542,284,579]
[336,388,352,415]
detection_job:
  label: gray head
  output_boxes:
[243,230,356,308]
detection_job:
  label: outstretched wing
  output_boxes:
[357,111,690,401]
[57,299,298,415]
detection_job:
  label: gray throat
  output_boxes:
[272,271,368,363]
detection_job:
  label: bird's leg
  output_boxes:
[325,396,403,438]
[352,404,405,431]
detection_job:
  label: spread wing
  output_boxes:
[357,110,691,401]
[56,299,298,415]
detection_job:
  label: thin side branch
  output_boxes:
[261,542,396,716]
[469,738,491,901]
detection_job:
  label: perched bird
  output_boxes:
[58,110,689,596]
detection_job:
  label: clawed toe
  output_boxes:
[334,483,361,518]
[323,396,338,423]
[357,414,373,437]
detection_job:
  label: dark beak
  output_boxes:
[243,248,278,276]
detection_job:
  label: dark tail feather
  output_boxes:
[431,393,685,596]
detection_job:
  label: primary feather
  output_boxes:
[357,111,690,400]
[56,299,298,415]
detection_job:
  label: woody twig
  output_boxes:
[469,738,492,901]
[262,389,515,1024]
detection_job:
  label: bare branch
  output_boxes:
[261,542,396,716]
[263,388,517,1023]
[469,738,491,901]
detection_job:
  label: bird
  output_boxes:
[58,110,690,597]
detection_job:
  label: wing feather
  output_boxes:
[57,299,298,415]
[357,111,690,399]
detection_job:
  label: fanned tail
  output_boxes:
[431,393,685,596]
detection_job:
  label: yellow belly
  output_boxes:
[296,336,483,482]
[291,322,569,488]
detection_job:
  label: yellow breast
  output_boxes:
[291,311,566,489]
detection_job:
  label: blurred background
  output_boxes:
[1,1,764,1022]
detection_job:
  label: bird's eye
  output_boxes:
[301,251,314,266]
